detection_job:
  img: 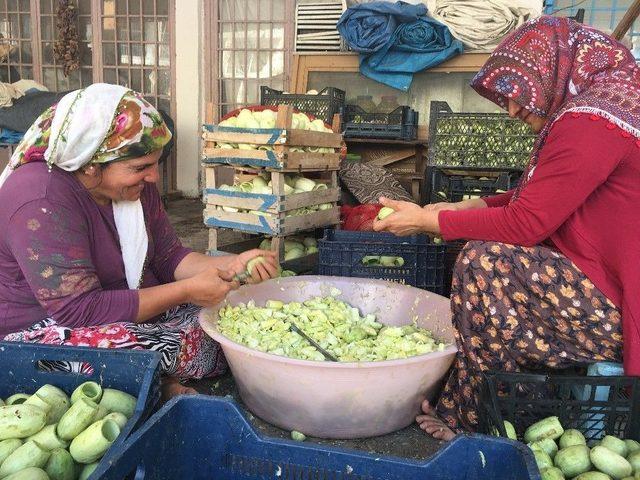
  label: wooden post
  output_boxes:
[613,0,640,40]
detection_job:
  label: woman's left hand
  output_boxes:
[228,249,280,283]
[373,197,440,236]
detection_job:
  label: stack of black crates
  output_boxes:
[425,101,537,296]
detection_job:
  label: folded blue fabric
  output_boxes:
[0,128,25,144]
[360,16,464,91]
[337,1,427,54]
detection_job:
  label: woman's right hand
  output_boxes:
[182,267,239,307]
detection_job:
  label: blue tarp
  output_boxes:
[0,128,24,144]
[337,1,464,91]
[337,1,427,54]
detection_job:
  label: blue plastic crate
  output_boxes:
[0,341,161,479]
[94,395,540,480]
[318,229,446,294]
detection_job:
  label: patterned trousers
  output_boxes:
[436,241,623,432]
[3,304,227,380]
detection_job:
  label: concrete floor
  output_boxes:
[166,196,444,460]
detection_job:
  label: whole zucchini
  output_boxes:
[530,438,559,459]
[559,429,586,449]
[540,466,565,480]
[574,472,612,480]
[601,436,628,458]
[3,467,50,480]
[0,440,51,478]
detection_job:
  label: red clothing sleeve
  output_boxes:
[482,189,515,207]
[439,114,627,246]
[7,199,139,329]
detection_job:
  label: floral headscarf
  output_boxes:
[9,88,171,170]
[470,16,640,199]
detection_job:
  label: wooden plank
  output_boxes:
[287,130,343,148]
[203,206,340,236]
[202,148,340,171]
[202,127,287,146]
[291,52,492,93]
[204,187,340,213]
[366,148,415,167]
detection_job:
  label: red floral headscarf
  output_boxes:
[471,16,640,197]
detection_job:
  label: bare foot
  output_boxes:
[161,376,197,402]
[415,400,456,441]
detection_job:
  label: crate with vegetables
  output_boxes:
[318,209,446,294]
[203,165,340,237]
[481,371,640,480]
[427,100,536,171]
[201,104,343,171]
[0,342,160,480]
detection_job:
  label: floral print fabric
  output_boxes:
[436,240,622,432]
[4,303,227,380]
[10,90,171,170]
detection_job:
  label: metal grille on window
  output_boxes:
[101,0,175,193]
[214,0,294,118]
[0,0,33,83]
[39,0,93,91]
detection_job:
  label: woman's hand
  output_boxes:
[182,267,239,308]
[373,197,440,236]
[227,248,280,283]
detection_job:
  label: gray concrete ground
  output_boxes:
[166,197,444,460]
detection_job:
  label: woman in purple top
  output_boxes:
[0,83,279,398]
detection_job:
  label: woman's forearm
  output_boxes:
[136,281,190,322]
[173,252,236,281]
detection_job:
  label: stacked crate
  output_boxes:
[201,105,342,266]
[425,101,537,296]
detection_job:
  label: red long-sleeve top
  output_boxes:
[439,112,640,376]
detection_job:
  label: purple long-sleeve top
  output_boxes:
[0,162,192,336]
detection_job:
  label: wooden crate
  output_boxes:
[204,205,340,236]
[202,105,343,171]
[203,166,339,214]
[207,228,323,270]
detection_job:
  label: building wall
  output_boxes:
[175,0,203,197]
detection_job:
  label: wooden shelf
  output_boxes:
[344,137,427,145]
[291,52,491,93]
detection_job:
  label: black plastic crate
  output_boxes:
[427,167,521,204]
[318,229,445,294]
[443,239,466,297]
[478,371,640,442]
[260,86,345,125]
[342,105,418,141]
[428,101,536,171]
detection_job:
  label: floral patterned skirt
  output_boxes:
[436,241,623,433]
[3,304,227,380]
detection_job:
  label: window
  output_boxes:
[0,0,33,82]
[39,0,93,90]
[207,0,295,119]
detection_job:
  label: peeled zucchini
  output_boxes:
[601,435,629,458]
[540,466,565,480]
[530,438,559,460]
[525,416,565,443]
[555,445,592,478]
[0,404,48,440]
[590,445,632,479]
[559,429,586,449]
[575,472,613,480]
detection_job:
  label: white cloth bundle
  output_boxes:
[425,0,538,52]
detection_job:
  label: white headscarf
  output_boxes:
[0,83,154,289]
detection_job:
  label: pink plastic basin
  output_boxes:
[198,275,457,439]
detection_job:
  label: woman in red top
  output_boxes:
[374,16,640,439]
